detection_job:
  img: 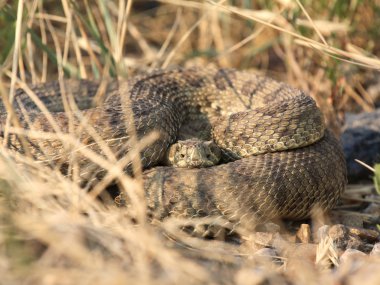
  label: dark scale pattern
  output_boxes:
[0,67,347,226]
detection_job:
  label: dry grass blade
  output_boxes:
[160,0,380,69]
[154,8,182,67]
[294,0,327,45]
[296,19,348,36]
[0,151,212,284]
[5,0,25,142]
[354,159,376,172]
[316,236,339,271]
[295,39,380,69]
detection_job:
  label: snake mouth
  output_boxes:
[189,159,218,168]
[165,139,222,168]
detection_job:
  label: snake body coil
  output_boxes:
[1,67,347,227]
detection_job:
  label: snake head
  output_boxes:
[165,139,221,168]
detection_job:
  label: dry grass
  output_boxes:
[1,0,380,284]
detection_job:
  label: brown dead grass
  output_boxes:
[1,0,380,284]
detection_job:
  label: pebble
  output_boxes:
[235,268,286,285]
[370,242,380,256]
[328,224,349,250]
[340,248,367,265]
[364,202,380,216]
[348,227,380,243]
[296,223,311,243]
[256,222,281,233]
[313,224,379,255]
[317,225,330,241]
[253,248,277,260]
[288,243,317,263]
[332,212,364,228]
[251,232,277,247]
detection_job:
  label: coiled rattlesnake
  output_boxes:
[1,67,347,227]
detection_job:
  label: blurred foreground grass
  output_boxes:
[0,1,380,284]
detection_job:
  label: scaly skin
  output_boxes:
[1,67,347,228]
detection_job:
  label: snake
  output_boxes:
[1,67,347,228]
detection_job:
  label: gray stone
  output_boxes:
[341,110,380,182]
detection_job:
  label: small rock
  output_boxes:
[256,222,281,233]
[333,212,364,228]
[346,236,372,253]
[348,227,380,243]
[342,263,380,285]
[370,243,380,256]
[296,223,311,243]
[286,243,319,273]
[253,248,277,262]
[316,225,330,241]
[364,203,380,216]
[289,243,317,263]
[235,268,287,285]
[271,233,290,253]
[251,232,276,247]
[340,248,367,264]
[342,110,380,182]
[327,224,374,252]
[328,224,349,250]
[236,269,268,285]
